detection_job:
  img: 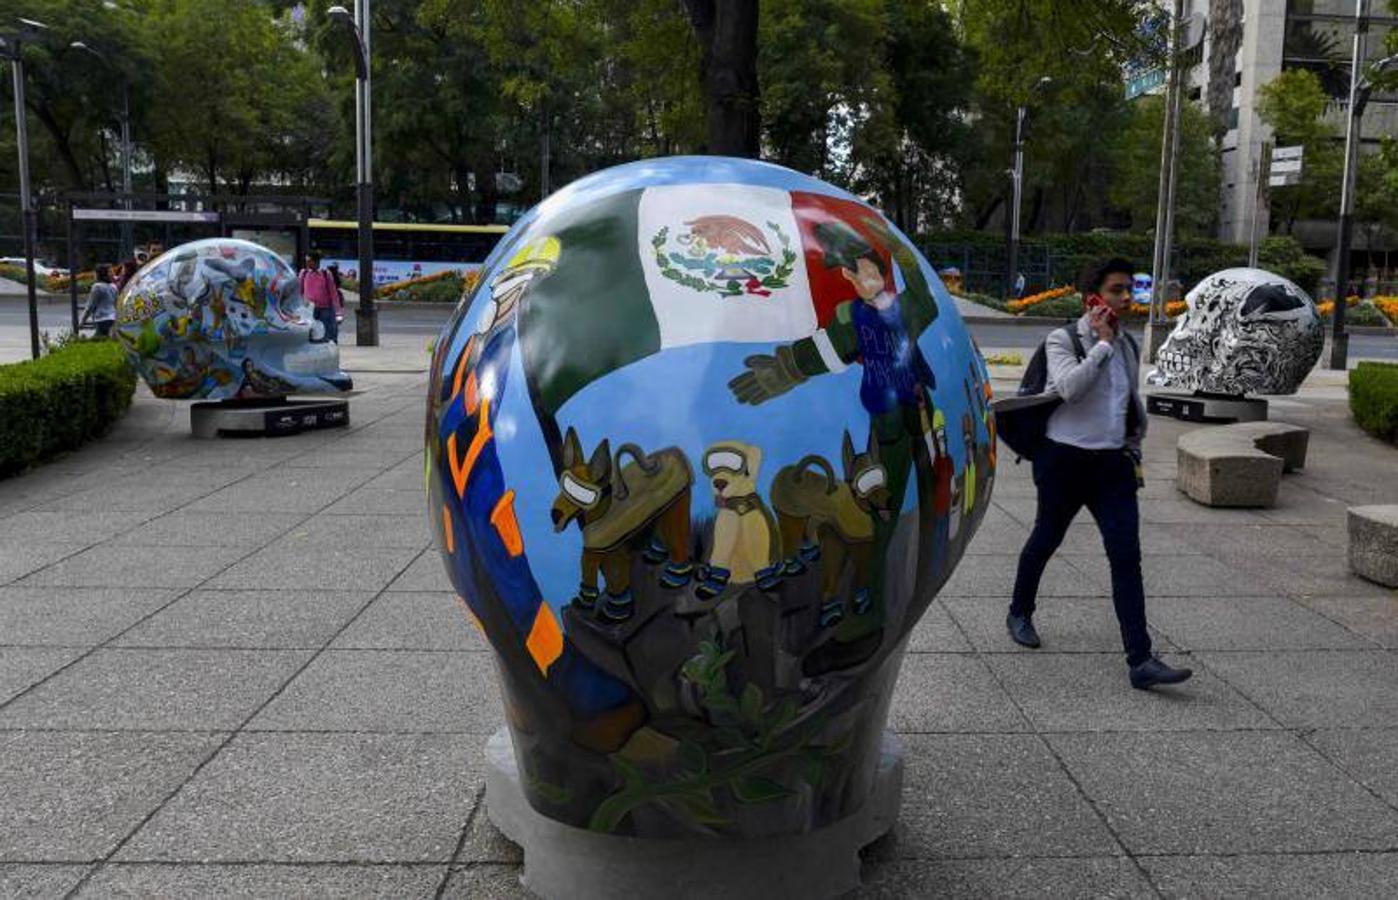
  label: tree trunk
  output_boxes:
[28,103,88,190]
[472,154,499,225]
[683,0,761,157]
[974,195,1003,232]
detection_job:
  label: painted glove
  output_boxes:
[729,345,807,405]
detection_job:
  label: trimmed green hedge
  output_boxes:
[0,339,137,477]
[1350,361,1398,443]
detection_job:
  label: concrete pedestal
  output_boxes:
[1147,392,1268,424]
[484,727,904,900]
[190,398,350,439]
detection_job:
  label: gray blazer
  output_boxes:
[1044,315,1148,452]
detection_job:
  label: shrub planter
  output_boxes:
[0,340,137,477]
[1349,362,1398,444]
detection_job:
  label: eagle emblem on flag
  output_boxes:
[651,215,796,298]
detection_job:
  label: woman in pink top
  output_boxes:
[299,251,343,343]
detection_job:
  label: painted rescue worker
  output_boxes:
[729,220,937,671]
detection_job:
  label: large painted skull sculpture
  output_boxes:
[115,238,352,400]
[426,156,996,841]
[1147,267,1323,396]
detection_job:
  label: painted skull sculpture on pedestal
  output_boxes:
[425,157,995,840]
[115,238,352,400]
[1147,267,1323,396]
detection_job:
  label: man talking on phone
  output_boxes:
[1006,257,1192,691]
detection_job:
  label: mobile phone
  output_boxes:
[1086,293,1119,329]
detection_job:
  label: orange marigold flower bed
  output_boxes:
[1006,285,1075,313]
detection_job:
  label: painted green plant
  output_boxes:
[587,639,848,834]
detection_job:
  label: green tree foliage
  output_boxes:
[953,0,1162,233]
[1257,68,1343,232]
[1107,94,1221,236]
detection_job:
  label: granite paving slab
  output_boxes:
[904,601,973,653]
[0,543,89,586]
[116,733,482,863]
[1196,649,1398,728]
[105,511,306,547]
[854,856,1152,899]
[0,648,314,730]
[1302,728,1398,808]
[983,652,1275,733]
[283,512,432,549]
[16,543,252,589]
[330,592,487,652]
[246,650,502,733]
[440,864,530,899]
[0,731,222,861]
[1146,595,1374,651]
[0,864,90,896]
[323,487,432,516]
[1141,852,1398,899]
[937,553,1102,598]
[204,545,423,593]
[0,510,153,544]
[183,468,383,514]
[1048,731,1398,854]
[0,647,85,705]
[0,587,178,646]
[1295,594,1398,648]
[887,734,1121,859]
[77,862,446,897]
[385,551,454,593]
[112,590,375,650]
[888,654,1029,733]
[942,595,1177,655]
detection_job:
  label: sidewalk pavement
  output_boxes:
[1,350,1397,899]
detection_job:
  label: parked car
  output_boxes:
[0,257,69,279]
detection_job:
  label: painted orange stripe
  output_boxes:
[525,603,565,676]
[491,490,524,557]
[442,504,455,554]
[463,370,480,415]
[447,398,492,498]
[449,335,476,404]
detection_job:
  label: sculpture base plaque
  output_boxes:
[190,397,350,439]
[484,727,904,900]
[1147,391,1268,424]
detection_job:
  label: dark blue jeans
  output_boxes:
[1011,440,1152,665]
[313,306,339,344]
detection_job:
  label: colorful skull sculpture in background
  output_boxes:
[115,238,352,400]
[1147,267,1323,396]
[426,157,995,839]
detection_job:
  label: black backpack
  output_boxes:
[992,326,1085,461]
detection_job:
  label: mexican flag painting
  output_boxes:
[517,184,925,420]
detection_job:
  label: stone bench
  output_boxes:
[1177,422,1311,508]
[1349,506,1398,588]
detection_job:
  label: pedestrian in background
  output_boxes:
[1005,257,1192,691]
[80,264,118,337]
[299,251,342,343]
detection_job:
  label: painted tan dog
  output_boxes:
[770,431,893,628]
[697,440,782,599]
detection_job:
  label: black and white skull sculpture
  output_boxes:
[1147,268,1323,396]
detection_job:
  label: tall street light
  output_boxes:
[69,41,133,260]
[1329,1,1395,370]
[1006,75,1052,300]
[1,17,49,360]
[328,3,377,347]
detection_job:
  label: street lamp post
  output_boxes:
[1,18,49,360]
[328,3,377,347]
[1007,76,1051,300]
[1329,2,1395,370]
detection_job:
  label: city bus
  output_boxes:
[308,219,509,286]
